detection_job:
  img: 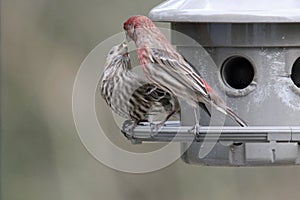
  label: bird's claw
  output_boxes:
[122,120,136,138]
[150,123,163,137]
[189,124,202,141]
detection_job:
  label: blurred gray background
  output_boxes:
[2,0,300,200]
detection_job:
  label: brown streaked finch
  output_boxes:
[100,42,180,136]
[123,15,247,137]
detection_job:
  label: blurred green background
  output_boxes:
[2,0,300,200]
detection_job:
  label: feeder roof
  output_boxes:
[149,0,300,23]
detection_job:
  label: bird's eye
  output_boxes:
[109,50,114,55]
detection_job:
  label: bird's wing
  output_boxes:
[149,48,211,101]
[142,83,169,101]
[135,83,167,107]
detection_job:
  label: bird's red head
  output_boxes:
[123,15,156,42]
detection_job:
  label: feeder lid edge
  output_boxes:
[149,0,300,23]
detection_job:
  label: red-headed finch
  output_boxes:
[123,15,247,135]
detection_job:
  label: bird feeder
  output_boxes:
[122,0,300,166]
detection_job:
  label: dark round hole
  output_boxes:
[221,56,255,89]
[291,57,300,88]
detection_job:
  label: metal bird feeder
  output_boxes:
[122,0,300,166]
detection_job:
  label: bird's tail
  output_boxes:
[225,107,248,127]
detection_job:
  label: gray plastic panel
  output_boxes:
[172,23,300,47]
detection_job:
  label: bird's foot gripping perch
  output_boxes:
[149,122,164,137]
[189,124,202,141]
[122,120,137,138]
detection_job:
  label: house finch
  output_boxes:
[123,15,247,136]
[100,42,180,135]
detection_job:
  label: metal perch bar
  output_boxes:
[122,121,300,144]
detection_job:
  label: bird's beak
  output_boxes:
[118,41,128,56]
[120,40,127,47]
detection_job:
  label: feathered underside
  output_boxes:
[100,43,180,124]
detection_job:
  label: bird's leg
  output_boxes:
[150,109,178,137]
[150,123,161,137]
[148,115,159,137]
[150,119,165,137]
[188,108,201,140]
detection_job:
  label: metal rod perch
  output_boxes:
[122,121,300,144]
